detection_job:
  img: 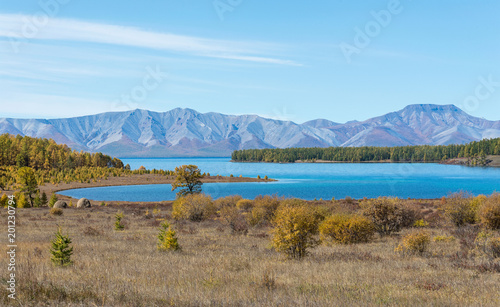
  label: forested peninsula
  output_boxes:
[231,138,500,165]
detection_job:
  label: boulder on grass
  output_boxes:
[77,198,91,208]
[53,200,68,209]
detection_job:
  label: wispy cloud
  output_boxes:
[0,14,299,66]
[0,93,116,119]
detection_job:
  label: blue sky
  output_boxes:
[0,0,499,123]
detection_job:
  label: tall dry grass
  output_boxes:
[1,200,499,306]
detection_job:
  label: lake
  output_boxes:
[59,158,500,201]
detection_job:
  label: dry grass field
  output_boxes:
[2,198,500,307]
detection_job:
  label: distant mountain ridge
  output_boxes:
[1,104,499,157]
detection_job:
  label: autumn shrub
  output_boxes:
[470,194,487,212]
[472,231,500,259]
[413,219,429,228]
[271,201,321,259]
[236,199,253,212]
[319,214,375,244]
[478,194,500,230]
[311,205,331,222]
[50,208,63,216]
[248,195,282,226]
[395,230,430,256]
[172,193,215,222]
[361,197,418,236]
[214,195,242,210]
[219,205,248,235]
[443,192,477,227]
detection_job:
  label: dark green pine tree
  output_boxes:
[41,192,48,207]
[50,227,73,266]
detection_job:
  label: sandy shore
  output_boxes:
[31,174,273,206]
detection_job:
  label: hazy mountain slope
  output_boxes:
[1,104,499,157]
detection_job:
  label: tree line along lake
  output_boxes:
[58,157,500,202]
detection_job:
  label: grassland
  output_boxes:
[2,198,499,306]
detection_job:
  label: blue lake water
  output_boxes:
[59,158,500,201]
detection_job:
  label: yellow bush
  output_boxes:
[478,194,500,230]
[50,208,63,216]
[319,214,374,244]
[172,194,215,222]
[395,230,430,256]
[272,201,321,259]
[361,197,418,236]
[248,195,281,226]
[236,199,253,212]
[443,192,477,227]
[413,219,429,228]
[214,195,242,210]
[470,194,487,212]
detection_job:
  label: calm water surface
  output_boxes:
[59,158,500,201]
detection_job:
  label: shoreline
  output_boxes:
[22,174,274,205]
[16,172,449,206]
[440,155,500,167]
[231,155,500,166]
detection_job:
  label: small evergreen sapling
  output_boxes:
[41,192,48,207]
[157,221,180,251]
[33,190,42,207]
[49,194,58,208]
[50,227,73,266]
[114,212,125,231]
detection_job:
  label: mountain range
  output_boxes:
[1,104,499,157]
